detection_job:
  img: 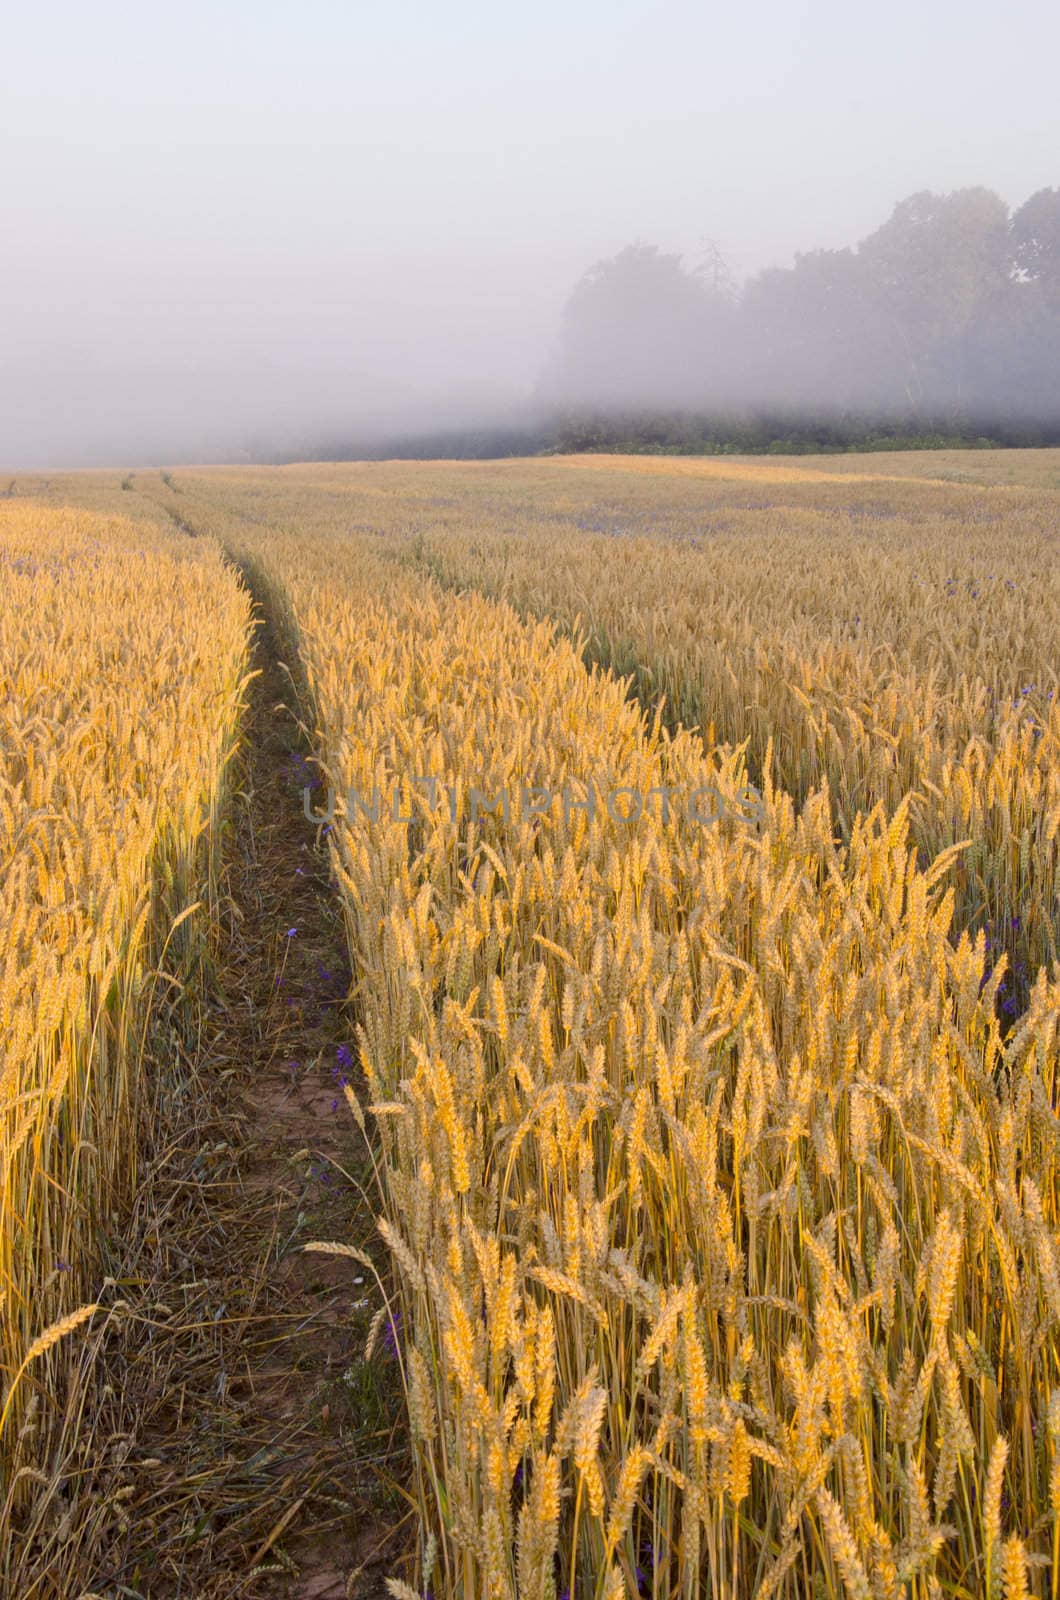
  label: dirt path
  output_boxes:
[62,588,406,1598]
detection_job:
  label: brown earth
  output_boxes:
[9,584,409,1599]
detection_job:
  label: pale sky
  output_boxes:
[3,0,1058,465]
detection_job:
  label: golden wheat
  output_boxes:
[0,502,251,1503]
[217,509,1060,1599]
[15,456,1060,1598]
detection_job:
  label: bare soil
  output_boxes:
[11,589,408,1599]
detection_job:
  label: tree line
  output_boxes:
[536,186,1060,451]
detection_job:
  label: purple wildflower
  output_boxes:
[383,1310,403,1358]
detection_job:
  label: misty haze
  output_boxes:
[3,0,1060,466]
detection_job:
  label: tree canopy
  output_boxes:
[539,188,1060,435]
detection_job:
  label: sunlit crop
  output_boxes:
[0,503,251,1503]
[10,452,1060,1599]
[207,452,1060,1599]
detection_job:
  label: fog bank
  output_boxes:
[3,1,1059,467]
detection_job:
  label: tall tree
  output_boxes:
[1011,188,1060,284]
[539,243,733,411]
[740,246,893,412]
[855,188,1011,406]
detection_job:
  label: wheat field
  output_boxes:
[0,502,252,1526]
[4,450,1060,1598]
